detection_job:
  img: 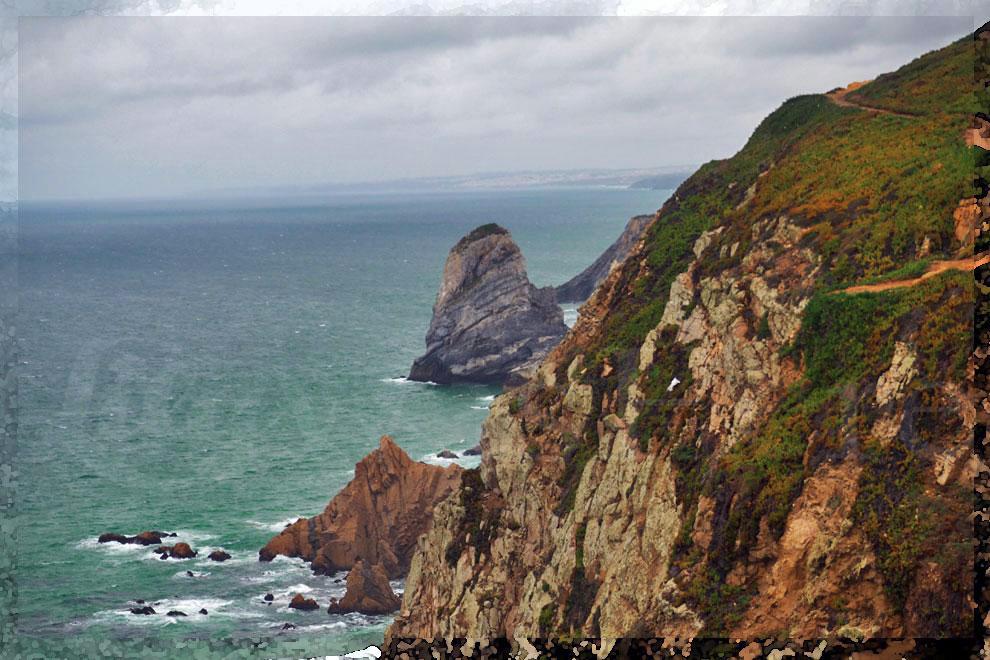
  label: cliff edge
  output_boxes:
[388,31,978,641]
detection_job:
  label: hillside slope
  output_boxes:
[389,30,981,640]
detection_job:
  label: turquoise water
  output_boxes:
[12,188,665,656]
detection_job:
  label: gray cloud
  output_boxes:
[18,14,978,200]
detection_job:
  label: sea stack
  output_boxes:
[554,214,653,303]
[409,223,567,385]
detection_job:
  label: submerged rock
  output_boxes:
[263,593,274,602]
[97,533,128,544]
[166,610,187,617]
[208,549,232,562]
[98,530,175,546]
[436,449,458,459]
[409,223,567,385]
[259,435,461,579]
[288,594,319,611]
[130,606,155,615]
[327,559,401,615]
[463,444,482,456]
[554,214,654,303]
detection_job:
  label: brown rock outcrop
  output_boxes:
[155,542,197,559]
[327,559,401,615]
[259,435,462,578]
[288,594,319,611]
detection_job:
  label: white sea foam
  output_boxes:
[476,394,496,402]
[75,537,147,555]
[419,452,463,467]
[469,405,488,410]
[380,376,438,386]
[281,620,349,633]
[562,306,580,328]
[420,451,481,469]
[92,597,238,627]
[247,517,301,532]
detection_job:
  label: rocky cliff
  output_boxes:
[259,435,461,578]
[389,31,980,641]
[554,214,653,303]
[409,223,568,385]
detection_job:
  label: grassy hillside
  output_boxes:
[564,30,978,635]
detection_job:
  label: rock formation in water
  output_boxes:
[387,31,978,643]
[288,594,319,611]
[554,214,654,303]
[327,559,402,615]
[98,530,176,546]
[258,435,462,578]
[408,224,568,385]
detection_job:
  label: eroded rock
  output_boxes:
[288,594,319,611]
[409,224,567,385]
[327,559,402,615]
[259,435,462,578]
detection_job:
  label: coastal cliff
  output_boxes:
[259,435,461,579]
[389,32,980,640]
[554,214,653,303]
[409,224,568,385]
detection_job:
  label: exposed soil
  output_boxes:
[826,81,918,118]
[838,254,989,294]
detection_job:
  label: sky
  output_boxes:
[17,14,976,201]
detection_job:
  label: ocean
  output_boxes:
[12,187,665,656]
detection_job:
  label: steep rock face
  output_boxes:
[389,33,978,641]
[327,559,402,615]
[554,214,653,303]
[409,224,568,385]
[259,436,461,578]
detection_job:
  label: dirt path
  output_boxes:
[826,81,918,118]
[838,254,990,294]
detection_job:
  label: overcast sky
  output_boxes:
[18,15,974,201]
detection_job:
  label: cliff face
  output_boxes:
[554,214,654,303]
[409,224,568,385]
[259,435,461,578]
[389,33,979,640]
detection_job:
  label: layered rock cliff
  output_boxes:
[259,435,461,578]
[389,32,980,641]
[409,223,568,385]
[554,214,653,303]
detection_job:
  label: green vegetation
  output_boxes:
[538,602,556,633]
[755,311,771,340]
[554,432,596,516]
[574,522,587,570]
[540,31,976,634]
[444,468,500,566]
[853,437,970,629]
[456,222,507,249]
[631,328,695,451]
[683,566,752,634]
[845,36,976,115]
[508,395,523,415]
